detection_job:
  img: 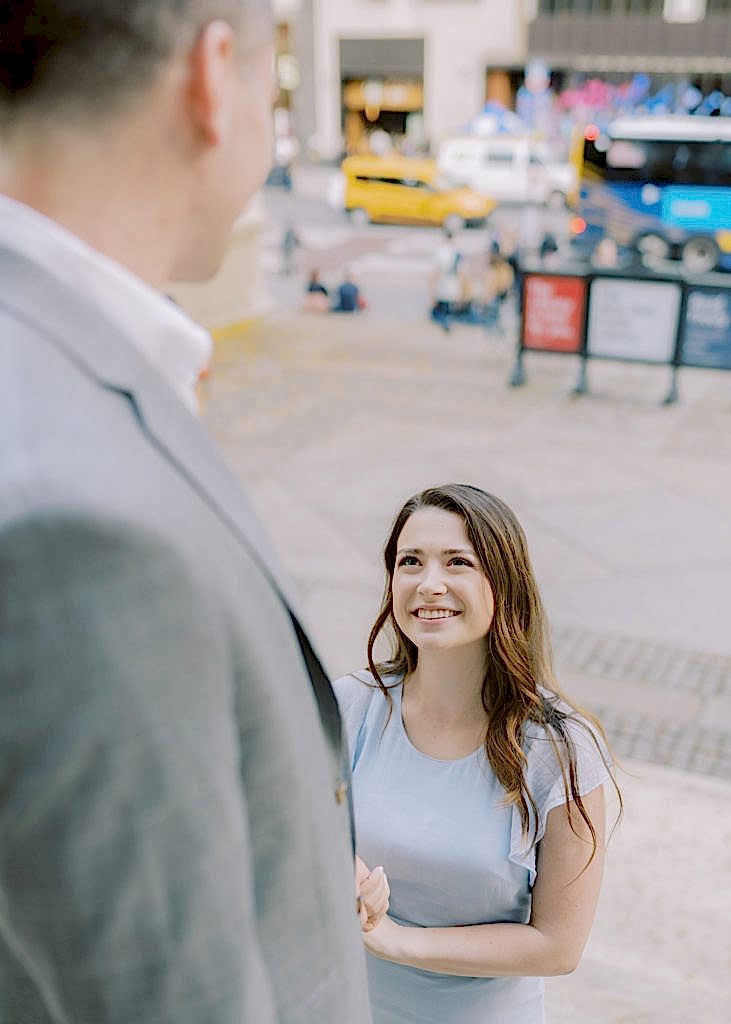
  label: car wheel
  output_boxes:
[681,236,720,276]
[443,214,465,234]
[635,232,671,262]
[349,207,370,227]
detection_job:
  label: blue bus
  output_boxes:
[573,116,731,274]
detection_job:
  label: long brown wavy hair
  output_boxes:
[366,484,621,866]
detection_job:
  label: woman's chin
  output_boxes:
[408,632,463,652]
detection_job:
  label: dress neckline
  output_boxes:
[393,682,484,766]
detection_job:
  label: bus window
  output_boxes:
[576,117,731,274]
[587,136,731,187]
[606,141,647,177]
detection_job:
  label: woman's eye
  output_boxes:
[449,558,473,567]
[397,556,419,567]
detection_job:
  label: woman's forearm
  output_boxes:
[365,791,606,980]
[376,919,579,979]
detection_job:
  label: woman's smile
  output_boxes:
[413,607,462,621]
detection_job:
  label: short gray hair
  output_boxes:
[0,1,272,130]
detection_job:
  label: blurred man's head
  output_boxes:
[0,1,275,282]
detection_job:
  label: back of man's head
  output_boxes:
[0,1,271,136]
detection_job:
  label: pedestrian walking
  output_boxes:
[0,4,381,1023]
[335,484,621,1024]
[499,227,523,314]
[539,230,560,265]
[481,248,515,332]
[430,251,463,333]
[281,221,300,275]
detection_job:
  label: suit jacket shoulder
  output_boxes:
[0,249,372,1024]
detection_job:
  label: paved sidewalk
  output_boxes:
[546,761,730,1023]
[203,308,731,1023]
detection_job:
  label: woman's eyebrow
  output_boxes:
[396,547,476,556]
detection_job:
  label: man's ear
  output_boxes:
[187,20,237,147]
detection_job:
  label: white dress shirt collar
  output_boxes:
[0,194,212,413]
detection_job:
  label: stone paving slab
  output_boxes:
[544,761,731,1024]
[543,566,731,660]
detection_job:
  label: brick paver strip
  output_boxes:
[552,624,731,698]
[552,625,731,778]
[592,703,731,781]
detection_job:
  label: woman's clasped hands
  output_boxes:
[355,855,390,933]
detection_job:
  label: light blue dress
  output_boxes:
[334,671,611,1024]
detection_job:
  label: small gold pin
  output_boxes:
[335,780,348,805]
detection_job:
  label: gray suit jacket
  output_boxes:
[0,249,372,1023]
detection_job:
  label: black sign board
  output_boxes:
[681,287,731,371]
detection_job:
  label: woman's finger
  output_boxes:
[361,882,389,907]
[359,865,387,895]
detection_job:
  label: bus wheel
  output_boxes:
[635,232,670,262]
[681,236,720,275]
[349,207,370,227]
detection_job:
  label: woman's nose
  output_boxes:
[417,567,448,596]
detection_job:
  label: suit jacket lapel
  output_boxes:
[0,249,345,759]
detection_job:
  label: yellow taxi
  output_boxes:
[341,155,496,231]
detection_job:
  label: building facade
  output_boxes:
[528,1,731,82]
[276,0,730,161]
[287,0,528,160]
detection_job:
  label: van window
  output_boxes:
[484,150,514,165]
[448,151,473,164]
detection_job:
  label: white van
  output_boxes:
[437,135,577,207]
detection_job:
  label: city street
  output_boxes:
[202,173,731,1023]
[260,163,572,321]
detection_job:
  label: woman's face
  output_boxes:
[392,508,495,654]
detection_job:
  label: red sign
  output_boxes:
[523,275,586,353]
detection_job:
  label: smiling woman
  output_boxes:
[392,508,496,665]
[334,483,622,1024]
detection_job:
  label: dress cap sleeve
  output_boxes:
[508,704,613,887]
[333,670,378,770]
